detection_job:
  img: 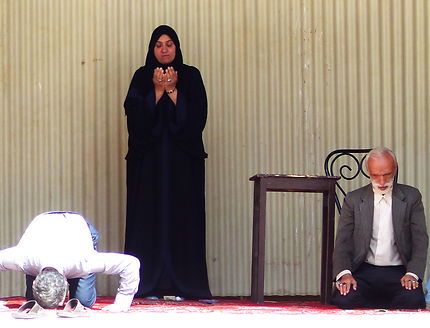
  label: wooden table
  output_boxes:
[249,174,340,304]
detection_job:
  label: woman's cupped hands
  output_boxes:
[153,67,178,92]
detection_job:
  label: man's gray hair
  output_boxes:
[32,268,67,309]
[364,146,398,173]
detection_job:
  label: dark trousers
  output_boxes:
[332,263,425,309]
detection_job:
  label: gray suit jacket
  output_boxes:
[333,183,428,280]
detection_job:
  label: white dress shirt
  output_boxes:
[365,191,402,265]
[0,212,140,310]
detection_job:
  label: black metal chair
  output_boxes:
[324,148,398,214]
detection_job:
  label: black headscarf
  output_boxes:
[145,25,184,71]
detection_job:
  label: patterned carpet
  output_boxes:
[128,298,430,315]
[1,296,430,327]
[3,296,428,315]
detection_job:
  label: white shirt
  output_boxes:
[0,212,140,310]
[366,191,402,265]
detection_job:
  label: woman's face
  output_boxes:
[154,34,176,65]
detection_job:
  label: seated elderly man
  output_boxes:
[332,147,428,309]
[0,211,140,311]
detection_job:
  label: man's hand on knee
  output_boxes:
[336,273,357,296]
[401,274,419,290]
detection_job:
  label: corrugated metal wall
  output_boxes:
[1,0,429,298]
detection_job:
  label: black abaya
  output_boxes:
[123,27,211,299]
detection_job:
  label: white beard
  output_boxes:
[371,178,394,195]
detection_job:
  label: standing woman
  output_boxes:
[123,25,211,299]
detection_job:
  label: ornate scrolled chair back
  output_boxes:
[324,148,398,213]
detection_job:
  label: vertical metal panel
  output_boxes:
[1,0,429,298]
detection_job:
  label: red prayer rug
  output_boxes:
[1,296,429,315]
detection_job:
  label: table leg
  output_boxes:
[320,190,336,304]
[250,179,267,304]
